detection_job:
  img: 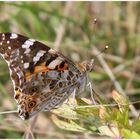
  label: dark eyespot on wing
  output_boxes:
[59,61,65,68]
[59,82,63,88]
[67,76,71,80]
[49,80,58,89]
[69,71,74,77]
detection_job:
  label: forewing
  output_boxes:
[0,33,80,93]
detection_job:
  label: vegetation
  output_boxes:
[0,1,140,138]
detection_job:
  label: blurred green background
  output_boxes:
[0,1,140,139]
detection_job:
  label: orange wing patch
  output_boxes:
[25,62,69,80]
[25,66,50,80]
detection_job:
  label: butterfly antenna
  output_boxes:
[91,18,109,58]
[92,18,97,40]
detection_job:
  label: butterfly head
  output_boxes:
[77,59,94,73]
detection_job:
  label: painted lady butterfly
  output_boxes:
[0,33,94,120]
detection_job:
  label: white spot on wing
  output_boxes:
[8,46,11,50]
[24,63,29,69]
[22,44,30,49]
[22,39,35,54]
[33,56,40,62]
[48,49,56,54]
[10,33,18,39]
[24,48,31,54]
[36,50,46,57]
[7,41,10,44]
[33,50,46,62]
[48,57,63,69]
[25,40,34,46]
[0,42,2,45]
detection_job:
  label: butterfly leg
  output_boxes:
[64,89,76,108]
[65,97,70,105]
[87,82,96,105]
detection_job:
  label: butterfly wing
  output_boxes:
[0,33,81,97]
[0,33,90,119]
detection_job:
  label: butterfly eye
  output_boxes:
[28,101,36,108]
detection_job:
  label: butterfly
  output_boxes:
[0,33,94,120]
